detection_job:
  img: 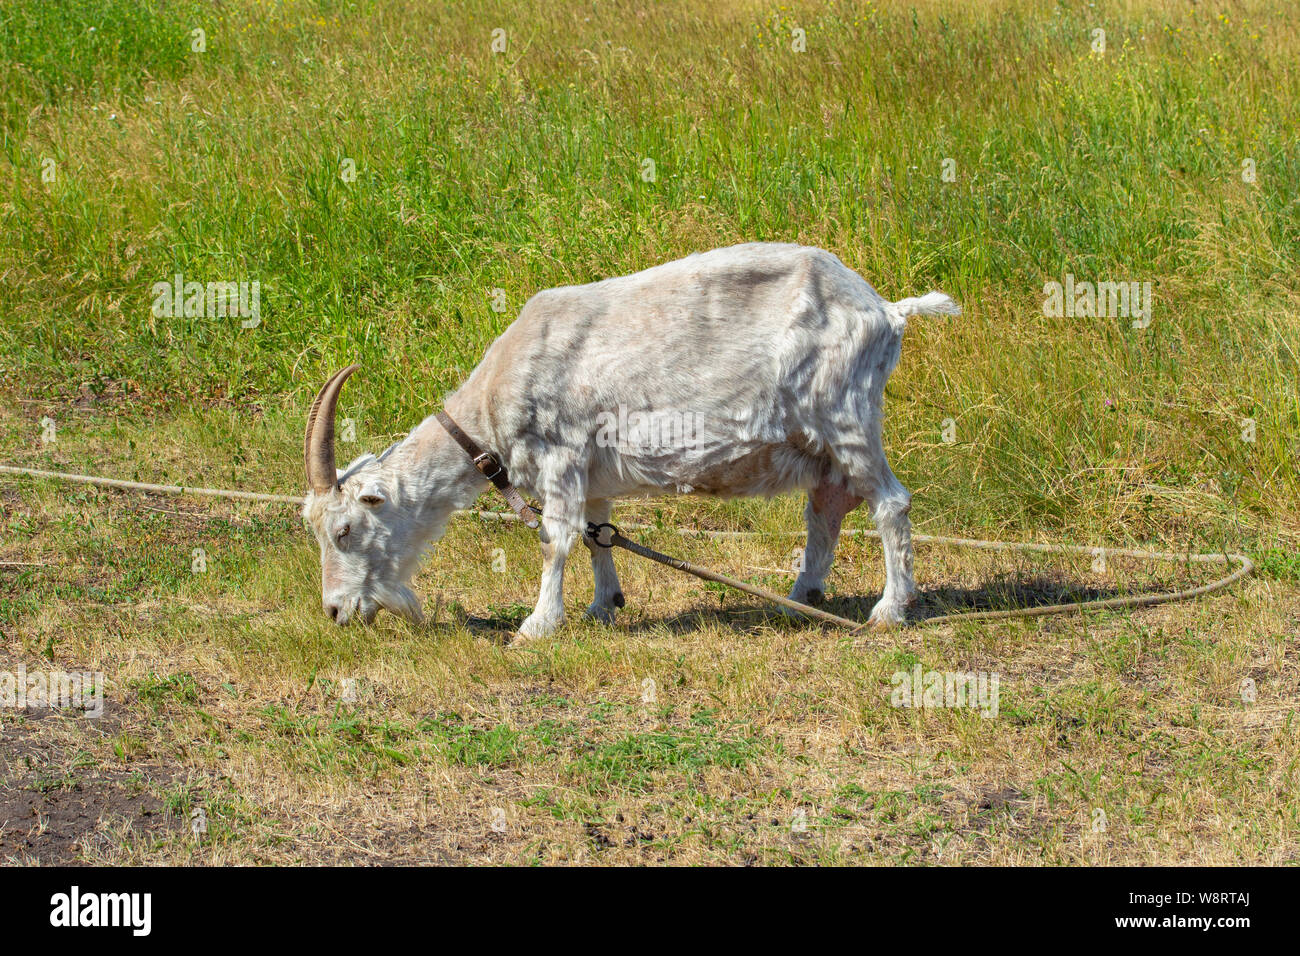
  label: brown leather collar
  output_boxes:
[435,411,540,529]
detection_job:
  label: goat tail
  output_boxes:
[891,291,962,318]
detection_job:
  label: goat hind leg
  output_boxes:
[787,479,863,609]
[866,468,915,628]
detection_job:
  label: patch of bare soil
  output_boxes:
[0,713,174,864]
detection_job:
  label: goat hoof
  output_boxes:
[867,601,907,629]
[583,603,617,625]
[785,584,824,610]
[515,612,561,643]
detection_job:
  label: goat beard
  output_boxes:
[373,580,424,622]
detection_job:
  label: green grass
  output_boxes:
[0,0,1297,866]
[2,0,1297,547]
[570,724,766,793]
[0,0,206,122]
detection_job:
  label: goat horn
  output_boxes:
[304,364,360,494]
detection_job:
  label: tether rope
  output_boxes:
[0,463,1254,628]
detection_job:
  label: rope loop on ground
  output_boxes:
[0,463,1254,628]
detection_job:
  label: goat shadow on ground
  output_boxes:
[629,572,1148,636]
[434,572,1173,640]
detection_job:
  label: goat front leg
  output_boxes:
[515,466,586,644]
[515,516,577,643]
[582,498,624,624]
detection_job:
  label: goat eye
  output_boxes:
[336,524,351,541]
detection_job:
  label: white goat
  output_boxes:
[302,243,959,639]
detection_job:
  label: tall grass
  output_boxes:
[1,0,1296,548]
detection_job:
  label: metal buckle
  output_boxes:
[585,522,618,548]
[473,452,504,483]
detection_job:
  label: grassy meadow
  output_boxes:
[0,0,1297,864]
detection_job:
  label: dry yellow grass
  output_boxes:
[1,454,1295,865]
